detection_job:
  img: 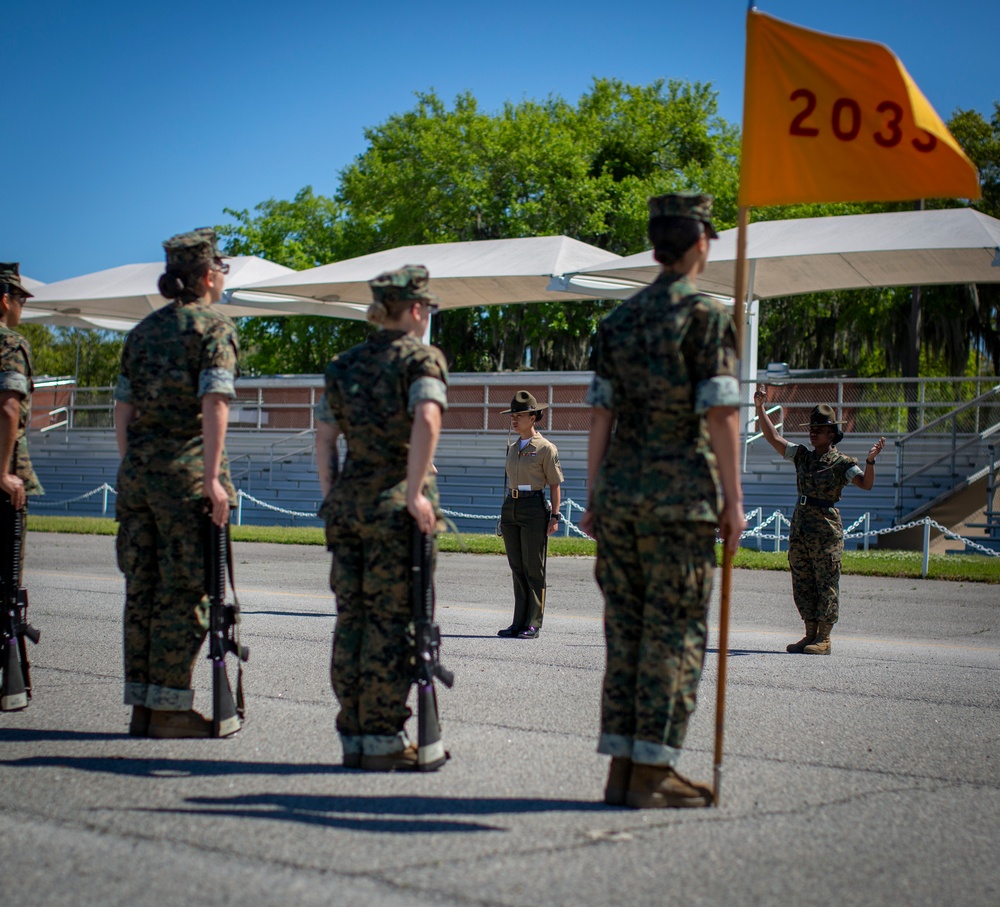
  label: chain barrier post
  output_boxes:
[102,484,109,516]
[756,507,763,551]
[864,512,870,552]
[563,499,571,537]
[922,519,931,578]
[236,490,244,526]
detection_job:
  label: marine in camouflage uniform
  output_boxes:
[581,194,744,809]
[315,265,448,769]
[113,229,239,730]
[0,264,44,591]
[754,395,885,655]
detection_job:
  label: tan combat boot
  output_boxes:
[625,763,713,809]
[604,757,632,806]
[803,621,833,655]
[147,708,213,739]
[786,620,818,653]
[360,744,419,771]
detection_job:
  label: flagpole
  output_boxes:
[713,204,750,807]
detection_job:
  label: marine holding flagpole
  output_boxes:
[580,193,745,809]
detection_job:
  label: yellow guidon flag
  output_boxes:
[739,10,981,206]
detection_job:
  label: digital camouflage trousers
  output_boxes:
[117,495,209,710]
[788,505,843,625]
[328,508,430,754]
[594,515,716,767]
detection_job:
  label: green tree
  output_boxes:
[17,323,123,386]
[218,78,741,372]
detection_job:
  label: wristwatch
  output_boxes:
[550,513,562,521]
[866,459,876,465]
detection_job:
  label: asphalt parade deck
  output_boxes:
[1,533,997,907]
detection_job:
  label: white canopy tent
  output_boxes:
[26,256,300,322]
[558,208,1000,300]
[555,208,1000,425]
[230,236,623,310]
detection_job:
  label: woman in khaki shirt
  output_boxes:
[497,391,564,639]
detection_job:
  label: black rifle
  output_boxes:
[203,514,248,737]
[410,523,453,771]
[1,497,39,712]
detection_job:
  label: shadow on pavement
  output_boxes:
[134,791,609,834]
[0,754,346,777]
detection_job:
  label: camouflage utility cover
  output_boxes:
[114,300,239,503]
[163,228,222,271]
[0,323,43,494]
[317,329,448,527]
[368,265,436,304]
[0,262,34,299]
[586,272,739,523]
[647,192,719,239]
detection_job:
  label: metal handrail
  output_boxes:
[229,453,254,489]
[40,407,69,433]
[894,385,1000,519]
[268,429,316,476]
[895,383,1000,443]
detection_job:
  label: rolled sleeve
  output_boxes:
[694,375,740,413]
[314,394,338,426]
[408,376,448,414]
[783,442,802,461]
[845,464,863,481]
[198,367,236,398]
[112,373,132,404]
[585,374,614,410]
[0,371,29,396]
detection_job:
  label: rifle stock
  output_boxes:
[1,498,38,712]
[410,523,453,771]
[204,514,248,737]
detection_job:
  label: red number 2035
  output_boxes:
[788,89,937,152]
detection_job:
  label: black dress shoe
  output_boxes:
[497,626,519,638]
[517,627,539,639]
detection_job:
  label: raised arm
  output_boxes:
[753,385,789,456]
[852,436,886,491]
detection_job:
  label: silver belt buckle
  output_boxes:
[799,495,807,505]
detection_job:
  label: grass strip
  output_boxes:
[27,515,1000,583]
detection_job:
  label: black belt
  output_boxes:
[507,489,545,499]
[798,495,837,508]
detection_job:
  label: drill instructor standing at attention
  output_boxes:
[497,391,564,640]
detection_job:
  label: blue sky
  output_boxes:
[7,0,997,282]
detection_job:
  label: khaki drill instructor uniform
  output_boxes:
[500,413,563,635]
